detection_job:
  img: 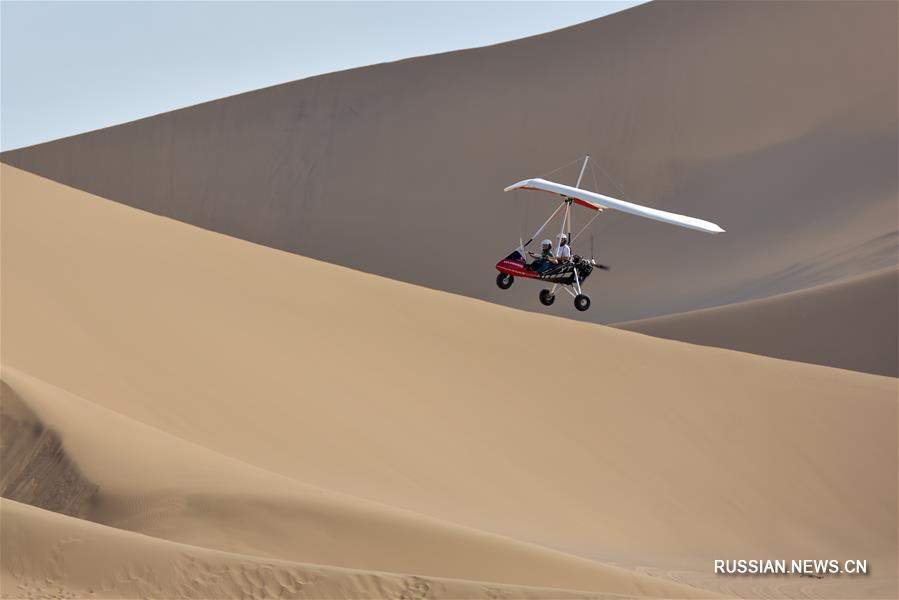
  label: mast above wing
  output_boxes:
[504,177,725,234]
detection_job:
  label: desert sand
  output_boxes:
[3,500,635,600]
[617,268,899,377]
[2,165,896,598]
[2,1,895,348]
[1,340,714,599]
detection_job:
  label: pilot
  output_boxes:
[527,239,554,272]
[548,234,571,264]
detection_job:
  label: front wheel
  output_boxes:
[496,272,514,290]
[574,294,591,311]
[539,289,555,306]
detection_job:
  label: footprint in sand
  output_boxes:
[399,575,432,600]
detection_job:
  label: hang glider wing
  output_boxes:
[504,178,725,234]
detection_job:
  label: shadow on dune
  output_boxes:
[0,382,99,518]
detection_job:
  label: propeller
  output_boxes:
[590,234,610,271]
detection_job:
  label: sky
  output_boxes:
[1,1,643,151]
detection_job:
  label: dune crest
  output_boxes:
[616,267,899,377]
[2,499,650,600]
[1,364,708,598]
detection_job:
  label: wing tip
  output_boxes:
[503,178,538,193]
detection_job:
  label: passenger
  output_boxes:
[548,234,571,264]
[527,239,554,273]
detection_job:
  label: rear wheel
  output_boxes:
[574,294,591,311]
[496,273,514,290]
[539,289,555,306]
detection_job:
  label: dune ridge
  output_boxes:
[2,165,896,598]
[1,364,709,598]
[616,267,899,377]
[2,499,651,600]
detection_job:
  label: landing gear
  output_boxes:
[574,294,591,311]
[496,273,514,290]
[539,289,555,306]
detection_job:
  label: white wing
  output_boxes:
[504,178,725,234]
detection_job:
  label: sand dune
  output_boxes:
[1,366,706,599]
[617,268,899,377]
[2,499,640,600]
[2,0,895,333]
[2,165,896,598]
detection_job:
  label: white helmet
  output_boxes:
[541,239,552,247]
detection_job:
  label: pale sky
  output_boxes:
[1,1,643,151]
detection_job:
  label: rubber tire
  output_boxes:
[496,273,514,290]
[539,289,555,306]
[574,294,591,312]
